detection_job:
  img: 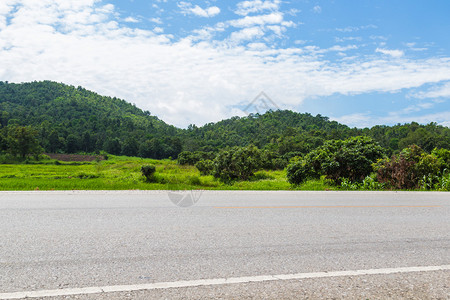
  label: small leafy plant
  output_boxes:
[141,165,156,182]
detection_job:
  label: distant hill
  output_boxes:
[0,81,181,158]
[1,81,449,158]
[182,109,450,155]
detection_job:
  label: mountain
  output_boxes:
[1,81,449,159]
[0,81,181,158]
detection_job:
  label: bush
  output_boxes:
[340,175,386,191]
[432,148,450,171]
[212,145,262,182]
[437,173,450,191]
[286,136,385,185]
[360,174,385,190]
[195,159,214,175]
[374,145,443,189]
[188,175,201,185]
[141,165,156,182]
[286,159,318,185]
[177,151,215,165]
[340,178,359,190]
[260,150,289,170]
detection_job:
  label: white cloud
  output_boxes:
[327,45,358,52]
[229,27,265,43]
[235,0,281,16]
[124,16,139,23]
[413,81,450,99]
[337,24,377,33]
[178,2,220,18]
[375,48,404,58]
[229,13,284,28]
[1,1,450,128]
[150,17,162,24]
[313,6,322,14]
[335,36,362,43]
[153,26,164,33]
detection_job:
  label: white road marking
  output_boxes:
[1,265,449,299]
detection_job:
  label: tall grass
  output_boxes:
[0,156,295,191]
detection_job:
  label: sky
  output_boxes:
[1,0,450,128]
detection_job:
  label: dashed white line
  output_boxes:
[1,265,449,299]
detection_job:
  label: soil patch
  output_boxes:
[44,153,105,162]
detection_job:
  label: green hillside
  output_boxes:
[0,81,181,158]
[1,81,450,160]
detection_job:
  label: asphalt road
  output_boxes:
[0,191,449,299]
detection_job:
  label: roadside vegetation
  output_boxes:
[0,155,293,191]
[1,81,450,191]
[0,143,448,191]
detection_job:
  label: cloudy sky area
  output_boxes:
[1,0,450,128]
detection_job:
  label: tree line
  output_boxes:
[1,80,450,187]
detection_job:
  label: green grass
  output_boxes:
[0,156,302,191]
[295,177,337,191]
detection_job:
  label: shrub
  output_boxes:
[432,148,450,171]
[195,159,214,175]
[212,145,262,182]
[188,175,201,185]
[141,165,156,182]
[340,178,359,190]
[361,174,385,190]
[272,157,289,170]
[286,136,384,185]
[177,151,196,165]
[374,145,442,189]
[340,175,385,191]
[437,173,450,191]
[286,159,318,185]
[177,151,215,165]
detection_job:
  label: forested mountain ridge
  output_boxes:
[1,80,450,159]
[184,109,450,156]
[0,81,182,158]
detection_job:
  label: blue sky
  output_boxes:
[1,0,450,128]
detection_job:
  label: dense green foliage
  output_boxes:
[2,125,42,158]
[194,159,214,176]
[212,145,263,182]
[2,81,450,162]
[0,81,181,158]
[286,136,385,184]
[374,145,448,190]
[141,165,156,182]
[177,151,215,165]
[2,81,450,190]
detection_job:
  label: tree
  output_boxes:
[213,145,262,182]
[104,137,122,155]
[81,131,95,153]
[66,134,80,153]
[47,130,65,153]
[0,128,7,152]
[6,126,42,158]
[122,137,139,157]
[138,138,164,159]
[287,136,385,185]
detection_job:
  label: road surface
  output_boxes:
[0,191,449,299]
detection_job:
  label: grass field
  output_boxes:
[0,155,336,191]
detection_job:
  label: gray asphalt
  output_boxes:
[0,191,449,298]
